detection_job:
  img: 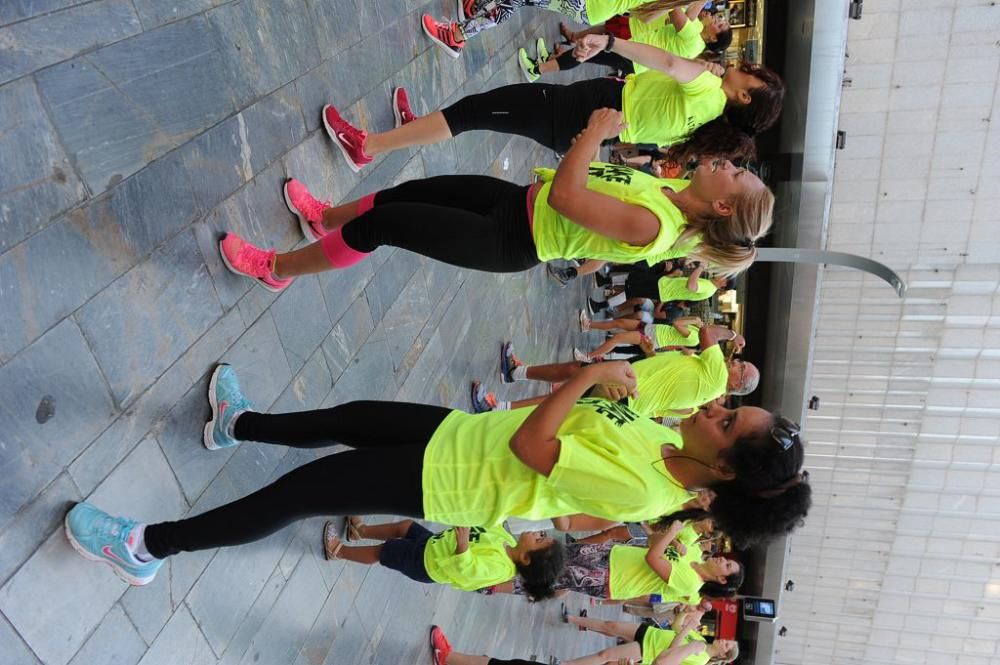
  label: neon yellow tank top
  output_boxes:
[641,627,709,665]
[629,16,707,74]
[531,163,696,264]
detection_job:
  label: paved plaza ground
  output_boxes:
[0,2,627,663]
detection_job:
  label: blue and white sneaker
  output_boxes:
[470,380,497,413]
[499,341,522,384]
[204,364,253,450]
[64,503,162,586]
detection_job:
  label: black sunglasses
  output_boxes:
[771,416,801,452]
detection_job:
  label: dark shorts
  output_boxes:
[378,521,435,583]
[635,623,652,654]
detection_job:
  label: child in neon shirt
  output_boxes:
[323,518,564,600]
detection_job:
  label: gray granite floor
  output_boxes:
[0,2,627,663]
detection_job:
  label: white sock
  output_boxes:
[495,400,511,411]
[512,365,529,381]
[128,524,156,562]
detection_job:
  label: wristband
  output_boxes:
[604,33,616,53]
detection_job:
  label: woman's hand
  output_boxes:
[702,61,726,77]
[573,34,609,61]
[586,108,628,140]
[587,360,638,396]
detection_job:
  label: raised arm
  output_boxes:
[574,34,719,83]
[548,109,661,247]
[698,324,745,352]
[686,264,705,291]
[670,0,710,30]
[510,361,637,476]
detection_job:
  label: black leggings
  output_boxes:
[441,77,625,153]
[143,401,452,558]
[555,49,634,76]
[341,175,539,273]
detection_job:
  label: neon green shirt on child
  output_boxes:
[628,345,728,418]
[641,627,710,665]
[532,163,698,264]
[608,538,704,602]
[629,16,706,74]
[620,70,727,146]
[421,398,695,526]
[422,526,517,592]
[657,276,719,302]
[655,323,700,348]
[585,0,649,24]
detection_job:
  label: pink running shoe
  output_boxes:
[219,233,294,293]
[322,105,373,173]
[392,87,417,128]
[283,179,330,242]
[422,15,464,58]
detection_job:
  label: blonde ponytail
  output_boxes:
[671,187,775,277]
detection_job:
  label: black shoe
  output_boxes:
[546,264,577,287]
[587,298,605,316]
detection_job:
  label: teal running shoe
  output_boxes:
[204,364,253,450]
[64,503,162,586]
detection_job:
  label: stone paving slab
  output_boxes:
[0,1,628,663]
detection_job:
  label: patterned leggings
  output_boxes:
[511,542,614,598]
[462,0,590,38]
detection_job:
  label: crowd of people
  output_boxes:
[64,2,812,663]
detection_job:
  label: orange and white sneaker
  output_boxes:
[429,625,452,665]
[422,15,464,58]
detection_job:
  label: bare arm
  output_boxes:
[698,324,744,352]
[510,362,637,476]
[549,110,661,247]
[575,34,714,84]
[686,264,705,291]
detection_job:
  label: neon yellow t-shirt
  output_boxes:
[620,70,727,146]
[641,627,709,665]
[422,399,695,526]
[677,523,701,548]
[585,0,648,24]
[607,539,704,601]
[422,526,518,591]
[531,164,697,264]
[629,16,707,74]
[628,345,728,418]
[658,277,718,302]
[654,323,700,348]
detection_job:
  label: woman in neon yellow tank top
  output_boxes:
[219,108,776,294]
[64,360,811,587]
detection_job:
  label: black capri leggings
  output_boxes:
[440,77,625,153]
[555,49,634,76]
[341,175,540,273]
[143,401,452,559]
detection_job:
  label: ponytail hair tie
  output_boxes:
[754,471,808,499]
[741,237,757,250]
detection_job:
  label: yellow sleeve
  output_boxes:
[435,549,515,592]
[679,70,721,96]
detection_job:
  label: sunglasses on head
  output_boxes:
[770,416,800,452]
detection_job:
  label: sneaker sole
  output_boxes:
[322,105,365,174]
[499,342,512,384]
[63,511,154,586]
[323,521,338,561]
[204,364,225,450]
[283,180,323,243]
[218,239,287,293]
[391,87,405,129]
[518,58,538,83]
[422,20,462,59]
[469,381,480,412]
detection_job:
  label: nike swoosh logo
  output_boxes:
[337,132,356,149]
[102,545,127,564]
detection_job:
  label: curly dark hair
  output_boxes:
[516,539,565,602]
[662,117,758,168]
[710,415,812,549]
[700,563,745,598]
[648,508,710,532]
